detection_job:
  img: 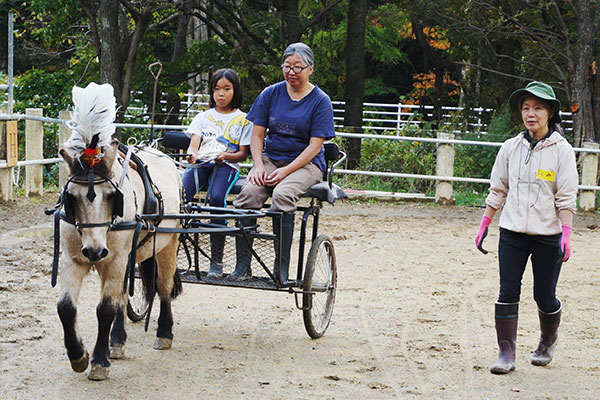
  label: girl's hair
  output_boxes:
[282,42,314,67]
[208,68,242,110]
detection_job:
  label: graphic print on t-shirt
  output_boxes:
[217,114,251,152]
[269,117,296,136]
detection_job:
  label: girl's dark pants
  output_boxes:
[497,228,562,313]
[182,162,239,213]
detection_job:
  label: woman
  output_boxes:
[475,81,578,374]
[230,42,335,282]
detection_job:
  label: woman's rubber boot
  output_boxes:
[206,234,225,278]
[531,301,562,366]
[490,302,519,374]
[229,218,256,281]
[274,213,294,285]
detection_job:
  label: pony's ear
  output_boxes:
[59,148,74,174]
[103,139,120,168]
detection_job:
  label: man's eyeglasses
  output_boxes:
[281,65,310,74]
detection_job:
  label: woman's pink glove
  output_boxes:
[475,215,492,254]
[560,225,572,262]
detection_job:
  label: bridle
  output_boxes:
[59,172,125,233]
[47,168,145,295]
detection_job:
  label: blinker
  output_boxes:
[63,191,75,220]
[113,188,124,217]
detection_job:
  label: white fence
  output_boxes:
[0,109,595,208]
[125,93,575,135]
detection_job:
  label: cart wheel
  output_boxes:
[127,271,149,322]
[302,234,337,339]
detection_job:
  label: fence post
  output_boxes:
[25,108,44,197]
[397,101,402,133]
[435,131,455,205]
[58,110,72,187]
[579,141,599,211]
[0,106,13,201]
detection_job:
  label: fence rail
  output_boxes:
[123,94,575,135]
[4,93,575,134]
[0,110,596,208]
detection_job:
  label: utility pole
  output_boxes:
[8,11,14,113]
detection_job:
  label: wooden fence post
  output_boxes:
[58,110,72,187]
[0,106,13,201]
[579,141,599,211]
[25,108,44,197]
[435,132,455,205]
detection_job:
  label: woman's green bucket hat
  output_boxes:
[509,81,561,123]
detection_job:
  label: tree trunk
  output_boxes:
[165,11,191,126]
[433,67,444,129]
[570,0,598,145]
[98,0,124,139]
[99,0,123,103]
[120,11,152,118]
[592,62,600,143]
[342,0,368,170]
[283,0,300,44]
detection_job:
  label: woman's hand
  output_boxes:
[248,164,267,186]
[265,167,290,186]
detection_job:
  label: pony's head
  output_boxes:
[59,83,122,263]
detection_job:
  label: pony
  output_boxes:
[55,82,182,380]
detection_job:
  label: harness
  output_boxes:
[46,150,164,297]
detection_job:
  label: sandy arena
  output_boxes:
[1,194,599,399]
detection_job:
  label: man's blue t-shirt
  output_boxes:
[246,81,335,173]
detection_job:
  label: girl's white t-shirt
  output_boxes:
[185,108,253,170]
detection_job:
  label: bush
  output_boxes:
[452,106,518,202]
[336,107,519,199]
[338,126,437,193]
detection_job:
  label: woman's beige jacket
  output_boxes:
[485,131,578,236]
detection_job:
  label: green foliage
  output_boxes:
[339,127,437,193]
[366,4,410,65]
[452,106,518,203]
[454,106,516,179]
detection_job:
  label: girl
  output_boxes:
[182,68,252,278]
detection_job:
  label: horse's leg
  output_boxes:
[154,235,181,350]
[109,291,128,360]
[57,256,91,373]
[88,259,126,381]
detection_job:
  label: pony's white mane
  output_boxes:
[63,83,117,157]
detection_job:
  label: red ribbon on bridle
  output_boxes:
[81,147,103,168]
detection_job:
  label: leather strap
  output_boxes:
[51,210,61,287]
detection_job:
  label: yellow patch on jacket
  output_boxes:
[536,169,556,182]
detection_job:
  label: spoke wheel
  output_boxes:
[126,268,149,322]
[302,235,337,339]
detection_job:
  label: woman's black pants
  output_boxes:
[497,228,562,313]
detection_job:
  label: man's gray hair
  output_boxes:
[282,42,314,67]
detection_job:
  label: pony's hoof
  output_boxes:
[88,364,110,381]
[70,350,89,373]
[153,337,172,350]
[110,344,125,359]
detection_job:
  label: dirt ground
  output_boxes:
[1,193,600,400]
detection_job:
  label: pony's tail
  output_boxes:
[171,270,183,299]
[139,257,183,302]
[139,258,155,304]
